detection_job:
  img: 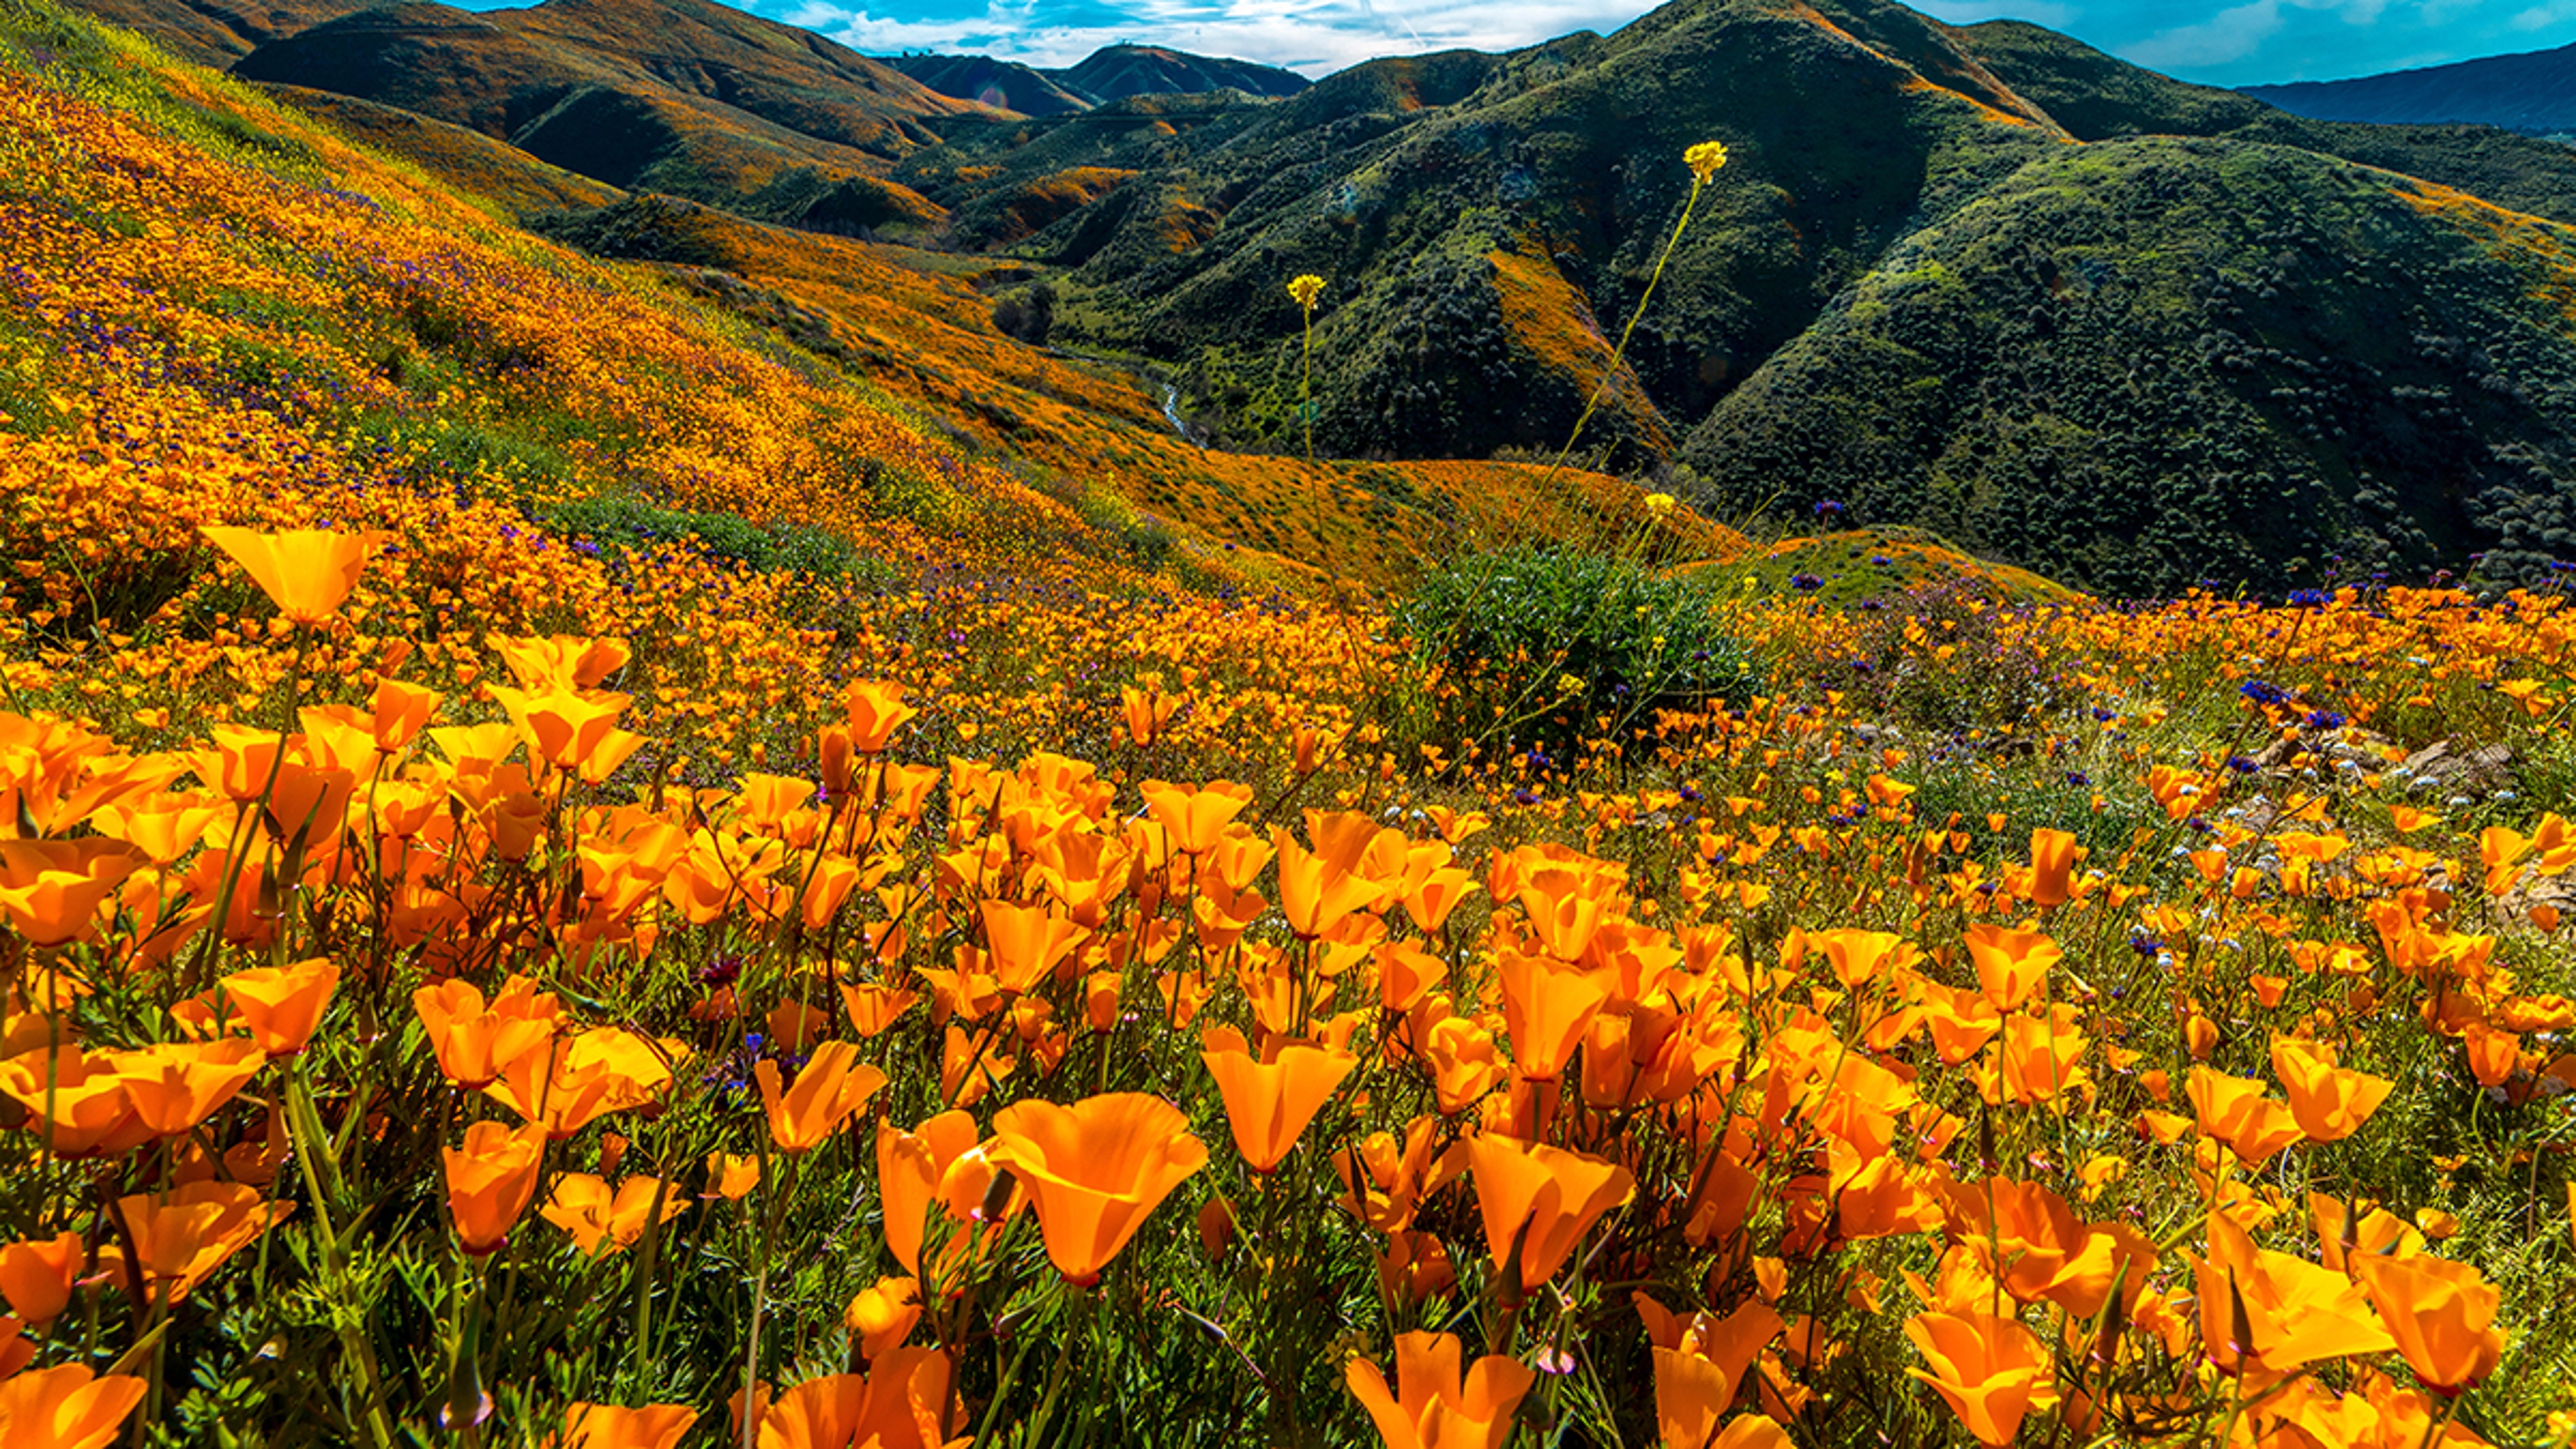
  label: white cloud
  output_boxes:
[2509,0,2576,30]
[798,0,1661,74]
[2122,0,2284,67]
[1910,0,2079,27]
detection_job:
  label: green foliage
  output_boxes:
[1398,545,1760,757]
[540,492,899,589]
[1680,138,2576,596]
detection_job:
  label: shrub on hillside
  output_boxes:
[1398,545,1758,759]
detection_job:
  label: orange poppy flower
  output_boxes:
[1421,1016,1505,1116]
[1344,1330,1534,1449]
[485,686,641,777]
[2186,1067,2305,1166]
[1635,1293,1785,1448]
[1464,1135,1634,1291]
[2350,1252,2507,1393]
[753,1348,951,1449]
[211,957,340,1058]
[1916,980,2002,1066]
[109,1182,290,1303]
[988,1093,1205,1285]
[1199,1026,1357,1173]
[841,1275,922,1359]
[2026,828,2078,908]
[2193,1208,2392,1377]
[550,1403,696,1449]
[875,1110,994,1277]
[705,1150,761,1201]
[1963,924,2058,1012]
[1807,928,1914,989]
[1140,780,1254,855]
[540,1174,686,1256]
[0,1363,147,1449]
[839,982,920,1038]
[1495,950,1611,1082]
[0,1232,84,1326]
[977,900,1087,994]
[443,1120,548,1256]
[840,681,918,755]
[0,838,143,947]
[757,1040,886,1153]
[2269,1038,2394,1143]
[1275,828,1382,940]
[199,526,378,623]
[1902,1310,2047,1447]
[486,1029,676,1140]
[414,975,561,1088]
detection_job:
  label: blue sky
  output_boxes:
[660,0,2576,85]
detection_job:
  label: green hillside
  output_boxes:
[1676,138,2576,595]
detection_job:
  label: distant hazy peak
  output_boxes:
[2241,42,2576,136]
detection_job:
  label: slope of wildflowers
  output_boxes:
[6,3,2576,1448]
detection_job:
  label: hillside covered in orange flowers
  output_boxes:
[9,1,2576,1447]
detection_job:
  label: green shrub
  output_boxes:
[1397,545,1759,759]
[539,493,897,590]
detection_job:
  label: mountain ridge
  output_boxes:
[2243,42,2576,137]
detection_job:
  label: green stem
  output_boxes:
[1540,176,1705,493]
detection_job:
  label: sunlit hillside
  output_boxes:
[5,1,2576,1448]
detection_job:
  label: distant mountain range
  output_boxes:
[881,44,1309,117]
[2243,43,2576,137]
[52,0,2576,595]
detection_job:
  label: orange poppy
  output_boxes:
[840,681,918,755]
[1495,950,1611,1082]
[109,1182,290,1303]
[1199,1026,1357,1173]
[0,1363,147,1449]
[2186,1067,2305,1166]
[443,1120,548,1256]
[2193,1208,2393,1377]
[1902,1310,2047,1447]
[0,1232,83,1326]
[199,526,378,623]
[875,1110,1004,1277]
[2350,1252,2507,1393]
[1635,1293,1784,1448]
[1963,924,2058,1012]
[550,1403,696,1449]
[1275,828,1382,940]
[1807,928,1914,989]
[486,1029,676,1139]
[2026,828,2078,908]
[977,900,1087,994]
[841,1275,921,1360]
[539,1174,686,1256]
[414,976,561,1088]
[2270,1038,2394,1142]
[0,838,143,947]
[211,957,341,1058]
[753,1348,951,1449]
[757,1040,886,1153]
[1464,1135,1634,1291]
[1140,780,1254,855]
[1344,1330,1534,1449]
[988,1093,1205,1285]
[705,1151,761,1201]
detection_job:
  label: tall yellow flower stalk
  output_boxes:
[1288,272,1325,462]
[1544,140,1729,486]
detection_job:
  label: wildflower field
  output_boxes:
[5,1,2576,1446]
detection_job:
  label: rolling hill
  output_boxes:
[2243,42,2576,137]
[226,0,977,232]
[874,0,2576,593]
[40,0,2576,596]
